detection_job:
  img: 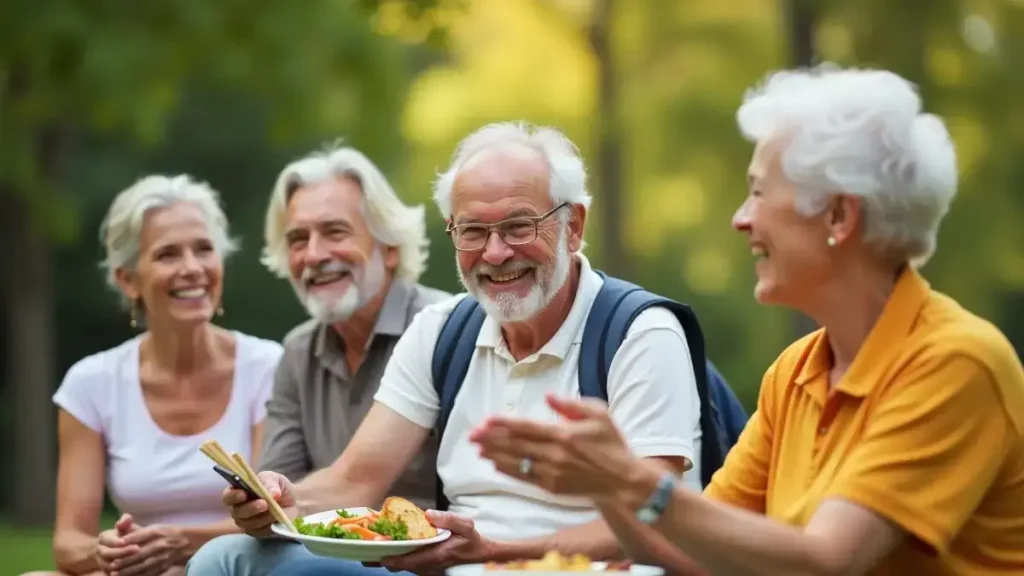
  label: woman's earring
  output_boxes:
[826,236,837,247]
[216,306,225,317]
[129,298,144,329]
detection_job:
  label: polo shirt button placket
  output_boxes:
[504,363,526,415]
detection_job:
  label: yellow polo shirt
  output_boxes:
[706,268,1024,575]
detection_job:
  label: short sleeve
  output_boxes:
[826,354,1014,554]
[248,340,284,423]
[606,308,699,473]
[703,362,777,512]
[260,350,312,479]
[52,356,108,434]
[373,297,463,429]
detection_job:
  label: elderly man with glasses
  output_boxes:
[224,122,720,576]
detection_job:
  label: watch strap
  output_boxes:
[635,471,678,524]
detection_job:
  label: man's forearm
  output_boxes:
[293,467,383,517]
[486,519,622,562]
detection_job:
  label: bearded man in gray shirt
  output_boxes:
[186,144,449,576]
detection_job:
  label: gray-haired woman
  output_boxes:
[25,175,283,576]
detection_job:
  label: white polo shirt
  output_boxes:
[373,254,702,541]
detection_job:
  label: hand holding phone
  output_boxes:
[212,465,260,502]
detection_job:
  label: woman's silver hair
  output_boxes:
[261,144,429,282]
[99,174,238,307]
[432,121,593,221]
[737,63,958,268]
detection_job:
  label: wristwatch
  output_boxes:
[635,471,679,525]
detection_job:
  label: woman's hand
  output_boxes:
[469,393,643,498]
[94,513,140,574]
[107,523,188,576]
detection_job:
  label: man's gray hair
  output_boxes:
[261,144,430,282]
[432,121,593,221]
[737,63,958,268]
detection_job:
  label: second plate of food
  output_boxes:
[446,551,664,575]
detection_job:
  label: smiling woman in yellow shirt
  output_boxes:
[703,268,1024,575]
[468,63,1024,576]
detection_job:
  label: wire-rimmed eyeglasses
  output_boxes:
[445,202,569,252]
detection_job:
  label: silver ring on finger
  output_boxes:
[519,457,534,477]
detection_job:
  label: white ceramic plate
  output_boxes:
[446,562,665,576]
[271,507,451,562]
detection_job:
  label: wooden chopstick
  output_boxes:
[200,440,238,473]
[230,451,298,534]
[198,440,298,534]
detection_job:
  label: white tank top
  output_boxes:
[52,331,283,527]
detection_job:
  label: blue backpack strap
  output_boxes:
[707,361,748,446]
[579,272,727,487]
[430,295,487,511]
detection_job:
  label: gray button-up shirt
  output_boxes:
[260,278,450,511]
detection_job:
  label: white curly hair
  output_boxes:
[737,63,959,268]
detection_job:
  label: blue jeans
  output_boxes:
[185,534,313,576]
[268,558,414,575]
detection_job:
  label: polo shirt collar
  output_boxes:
[314,277,416,372]
[794,266,931,397]
[476,253,601,361]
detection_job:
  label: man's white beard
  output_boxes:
[292,246,386,324]
[458,225,571,323]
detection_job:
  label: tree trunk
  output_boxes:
[588,0,628,277]
[785,0,817,68]
[785,0,820,337]
[2,188,57,526]
[0,84,67,523]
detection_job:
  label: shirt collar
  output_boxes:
[794,266,932,397]
[476,253,602,361]
[314,277,417,366]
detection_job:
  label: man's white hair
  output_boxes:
[99,174,239,307]
[261,144,429,282]
[737,63,959,268]
[432,121,593,220]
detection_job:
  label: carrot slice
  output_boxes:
[343,525,384,540]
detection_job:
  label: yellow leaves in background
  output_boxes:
[628,174,707,255]
[403,0,595,147]
[946,115,989,181]
[816,20,855,62]
[927,47,967,87]
[684,247,735,295]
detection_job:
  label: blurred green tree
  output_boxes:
[0,0,457,526]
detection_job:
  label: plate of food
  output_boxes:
[446,551,665,575]
[271,496,450,561]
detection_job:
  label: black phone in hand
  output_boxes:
[212,465,260,502]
